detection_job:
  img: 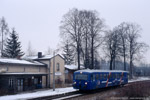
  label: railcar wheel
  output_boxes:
[120,84,124,87]
[79,89,84,93]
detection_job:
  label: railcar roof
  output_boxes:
[75,69,128,73]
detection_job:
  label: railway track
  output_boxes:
[29,80,150,100]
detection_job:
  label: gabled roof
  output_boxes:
[0,72,47,75]
[0,58,45,66]
[25,54,64,60]
[65,65,85,70]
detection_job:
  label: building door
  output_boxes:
[17,78,24,92]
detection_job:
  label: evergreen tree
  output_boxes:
[62,40,74,65]
[3,28,24,58]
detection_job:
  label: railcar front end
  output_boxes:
[73,72,92,90]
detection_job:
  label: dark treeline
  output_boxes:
[60,8,149,78]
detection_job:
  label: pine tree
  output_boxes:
[62,40,74,65]
[3,28,24,58]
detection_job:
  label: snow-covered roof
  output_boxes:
[0,58,45,66]
[24,54,64,60]
[75,69,128,73]
[0,72,47,75]
[65,65,85,70]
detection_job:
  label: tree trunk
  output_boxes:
[113,57,116,70]
[85,32,88,69]
[122,40,126,71]
[129,59,133,79]
[91,37,94,69]
[1,29,3,57]
[77,43,80,70]
[110,56,113,70]
[123,50,126,71]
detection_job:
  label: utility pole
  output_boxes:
[48,60,51,88]
[53,51,55,91]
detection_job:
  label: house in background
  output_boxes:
[65,65,85,83]
[25,52,65,88]
[0,58,47,94]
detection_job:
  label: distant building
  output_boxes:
[65,65,85,83]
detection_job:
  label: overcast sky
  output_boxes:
[0,0,150,63]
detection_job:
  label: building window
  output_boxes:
[24,67,25,72]
[56,63,60,71]
[9,78,13,88]
[39,67,40,72]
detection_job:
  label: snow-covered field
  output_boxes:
[128,77,150,83]
[0,77,150,100]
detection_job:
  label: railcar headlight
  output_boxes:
[85,82,87,85]
[74,82,76,84]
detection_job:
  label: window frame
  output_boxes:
[56,63,60,71]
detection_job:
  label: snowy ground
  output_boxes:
[0,87,77,100]
[128,77,150,83]
[0,77,150,100]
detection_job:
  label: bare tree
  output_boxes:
[60,9,105,69]
[117,22,129,71]
[45,46,53,55]
[87,11,105,69]
[126,23,148,78]
[0,17,9,57]
[26,41,36,56]
[80,10,91,69]
[60,8,84,70]
[104,29,121,70]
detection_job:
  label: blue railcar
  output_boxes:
[73,69,128,90]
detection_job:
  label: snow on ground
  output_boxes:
[0,87,77,100]
[0,77,150,100]
[129,77,150,83]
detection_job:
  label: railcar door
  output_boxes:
[123,72,128,84]
[90,74,96,90]
[95,74,100,89]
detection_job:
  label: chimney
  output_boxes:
[38,52,42,58]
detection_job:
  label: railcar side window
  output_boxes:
[91,75,93,81]
[114,74,116,79]
[75,74,88,80]
[96,74,99,80]
[107,74,109,78]
[115,74,117,78]
[110,74,112,79]
[106,74,108,79]
[93,74,96,81]
[104,74,107,79]
[116,74,118,78]
[100,74,103,79]
[111,74,114,78]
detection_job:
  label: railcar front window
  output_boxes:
[75,74,88,80]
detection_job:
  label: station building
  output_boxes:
[0,53,65,94]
